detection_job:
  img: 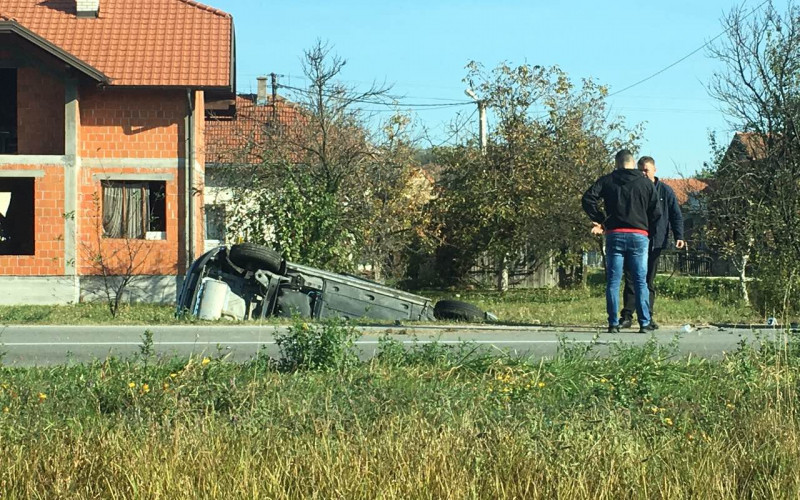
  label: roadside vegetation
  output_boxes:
[0,319,798,498]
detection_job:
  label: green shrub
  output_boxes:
[275,317,361,372]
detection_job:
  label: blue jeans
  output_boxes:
[605,232,650,327]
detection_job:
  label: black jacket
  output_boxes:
[582,169,661,233]
[650,178,684,250]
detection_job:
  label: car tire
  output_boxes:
[228,243,284,274]
[433,299,483,322]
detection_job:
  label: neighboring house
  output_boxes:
[659,177,709,244]
[0,0,235,304]
[204,79,303,250]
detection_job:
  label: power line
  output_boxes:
[277,83,473,109]
[608,0,771,97]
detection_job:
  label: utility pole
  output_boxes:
[465,88,487,154]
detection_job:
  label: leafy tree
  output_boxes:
[220,41,434,276]
[432,62,640,289]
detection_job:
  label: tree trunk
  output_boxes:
[738,257,749,305]
[497,254,509,292]
[738,237,753,306]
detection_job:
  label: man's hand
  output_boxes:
[591,223,604,236]
[676,240,687,250]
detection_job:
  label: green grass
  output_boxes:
[0,273,761,326]
[0,335,798,498]
[428,272,760,326]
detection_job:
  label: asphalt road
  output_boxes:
[0,323,791,366]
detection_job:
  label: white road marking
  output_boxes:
[0,339,612,347]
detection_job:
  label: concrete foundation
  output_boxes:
[0,275,180,305]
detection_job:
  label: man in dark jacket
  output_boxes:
[619,156,685,329]
[582,149,661,333]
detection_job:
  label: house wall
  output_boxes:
[0,83,207,305]
[0,164,65,276]
[79,88,185,159]
[76,87,193,279]
[77,166,180,276]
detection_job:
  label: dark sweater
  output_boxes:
[650,178,684,249]
[582,169,661,233]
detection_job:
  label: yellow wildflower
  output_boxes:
[170,373,178,378]
[128,382,136,389]
[600,378,608,384]
[1,383,8,390]
[630,377,637,384]
[537,381,546,388]
[163,382,170,391]
[141,384,150,394]
[651,406,660,414]
[726,403,735,410]
[201,357,211,366]
[664,417,674,426]
[38,393,47,402]
[2,407,8,413]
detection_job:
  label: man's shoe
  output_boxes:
[649,320,660,330]
[608,325,620,333]
[639,323,658,334]
[619,317,633,329]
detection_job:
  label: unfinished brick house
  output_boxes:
[0,0,235,304]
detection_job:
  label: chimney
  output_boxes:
[76,0,100,18]
[256,76,268,106]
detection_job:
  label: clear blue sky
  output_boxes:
[211,0,781,178]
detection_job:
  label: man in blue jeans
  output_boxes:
[582,149,661,333]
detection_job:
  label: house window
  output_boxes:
[102,181,166,239]
[204,204,226,241]
[0,69,17,154]
[0,177,35,255]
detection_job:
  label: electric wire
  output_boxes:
[608,0,771,97]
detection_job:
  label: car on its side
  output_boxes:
[176,243,488,323]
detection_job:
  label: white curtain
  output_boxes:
[104,181,150,238]
[102,181,124,238]
[125,182,150,238]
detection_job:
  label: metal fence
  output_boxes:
[585,248,735,277]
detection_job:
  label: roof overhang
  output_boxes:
[0,19,110,84]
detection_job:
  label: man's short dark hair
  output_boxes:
[615,149,635,169]
[637,156,655,169]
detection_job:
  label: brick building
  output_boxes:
[0,0,235,304]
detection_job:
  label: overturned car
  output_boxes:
[176,243,487,322]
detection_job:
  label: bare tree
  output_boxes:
[707,1,800,313]
[82,192,158,317]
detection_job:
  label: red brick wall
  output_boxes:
[76,86,191,275]
[79,87,186,159]
[16,68,65,155]
[77,168,180,276]
[0,165,65,275]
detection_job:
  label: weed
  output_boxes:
[275,317,361,372]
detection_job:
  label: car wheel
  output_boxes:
[228,243,284,273]
[433,299,484,322]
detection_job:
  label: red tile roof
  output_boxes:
[732,131,767,160]
[660,178,708,206]
[206,95,306,164]
[1,0,232,88]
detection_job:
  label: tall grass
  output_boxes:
[0,331,798,498]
